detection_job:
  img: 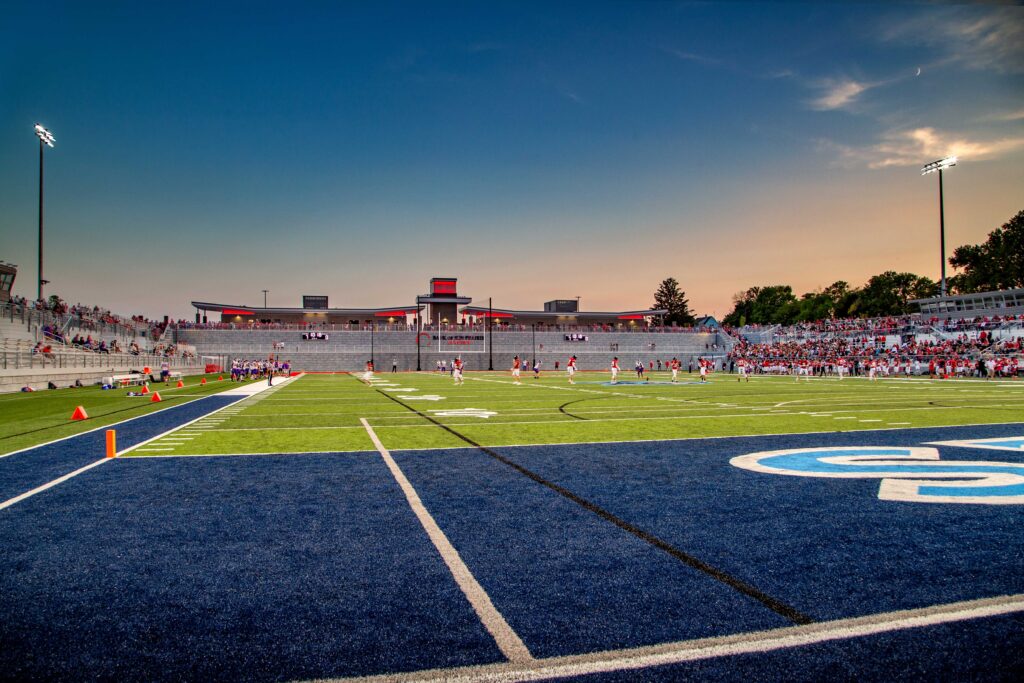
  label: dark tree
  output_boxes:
[653,277,696,326]
[855,271,938,316]
[722,285,797,325]
[949,210,1024,293]
[722,287,759,327]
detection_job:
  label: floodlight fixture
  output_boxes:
[34,123,55,147]
[921,156,956,175]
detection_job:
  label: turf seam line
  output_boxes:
[359,418,534,663]
[369,384,815,626]
[318,592,1024,682]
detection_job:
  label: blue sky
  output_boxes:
[1,0,1022,319]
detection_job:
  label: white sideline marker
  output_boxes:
[0,378,306,511]
[322,593,1024,683]
[360,418,533,664]
[0,458,109,511]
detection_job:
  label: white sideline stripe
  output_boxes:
[136,448,175,452]
[125,419,1024,459]
[0,458,109,511]
[0,381,241,461]
[118,376,299,457]
[0,376,291,508]
[359,418,533,664]
[326,593,1024,683]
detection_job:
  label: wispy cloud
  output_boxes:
[882,6,1024,74]
[660,46,722,67]
[561,90,584,105]
[822,126,1024,169]
[983,107,1024,122]
[467,42,503,54]
[809,78,872,111]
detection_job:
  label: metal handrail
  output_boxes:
[0,349,202,372]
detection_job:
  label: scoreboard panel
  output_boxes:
[302,295,328,309]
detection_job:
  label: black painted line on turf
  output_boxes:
[557,398,593,421]
[370,384,815,626]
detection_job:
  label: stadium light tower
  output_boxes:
[34,123,55,302]
[921,156,957,297]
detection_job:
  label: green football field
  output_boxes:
[84,370,1024,457]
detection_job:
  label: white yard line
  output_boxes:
[360,418,533,664]
[324,593,1024,683]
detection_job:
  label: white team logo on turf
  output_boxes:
[731,443,1024,504]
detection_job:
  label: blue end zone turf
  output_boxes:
[1,422,1022,680]
[482,424,1024,623]
[393,448,792,658]
[0,454,503,681]
[0,395,239,502]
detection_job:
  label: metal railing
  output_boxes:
[0,349,203,372]
[171,322,716,334]
[1,302,144,341]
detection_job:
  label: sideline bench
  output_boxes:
[104,373,147,387]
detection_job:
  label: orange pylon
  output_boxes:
[70,406,88,421]
[176,380,184,388]
[200,377,207,385]
[141,384,150,395]
[105,430,116,458]
[150,392,162,403]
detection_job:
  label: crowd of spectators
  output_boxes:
[729,315,1023,378]
[7,294,146,335]
[735,314,1022,341]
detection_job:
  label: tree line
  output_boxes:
[652,209,1023,327]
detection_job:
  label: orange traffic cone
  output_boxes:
[200,378,207,385]
[141,384,150,394]
[150,392,162,403]
[70,406,88,421]
[176,380,184,388]
[218,375,224,381]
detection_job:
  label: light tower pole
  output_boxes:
[34,124,55,302]
[921,156,957,297]
[415,295,422,372]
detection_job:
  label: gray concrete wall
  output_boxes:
[175,328,733,372]
[0,358,204,393]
